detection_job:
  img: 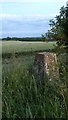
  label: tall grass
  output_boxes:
[2,52,68,119]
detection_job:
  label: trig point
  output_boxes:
[34,52,59,84]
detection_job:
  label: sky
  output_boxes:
[0,0,67,38]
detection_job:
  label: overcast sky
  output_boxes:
[0,0,67,38]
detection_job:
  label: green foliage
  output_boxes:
[41,34,48,42]
[43,5,68,46]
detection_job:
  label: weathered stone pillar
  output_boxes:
[34,52,59,85]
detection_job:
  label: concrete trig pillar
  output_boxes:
[34,52,59,85]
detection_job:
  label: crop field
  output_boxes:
[1,41,68,119]
[2,41,56,54]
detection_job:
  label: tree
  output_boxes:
[41,34,48,42]
[7,37,11,41]
[43,4,68,46]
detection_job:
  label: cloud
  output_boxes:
[1,14,17,17]
[0,0,49,2]
[0,0,67,3]
[1,13,51,37]
[0,0,45,3]
[0,13,56,22]
[0,14,21,21]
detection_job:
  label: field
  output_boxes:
[2,41,56,54]
[1,41,68,118]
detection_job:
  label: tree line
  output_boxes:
[2,37,55,42]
